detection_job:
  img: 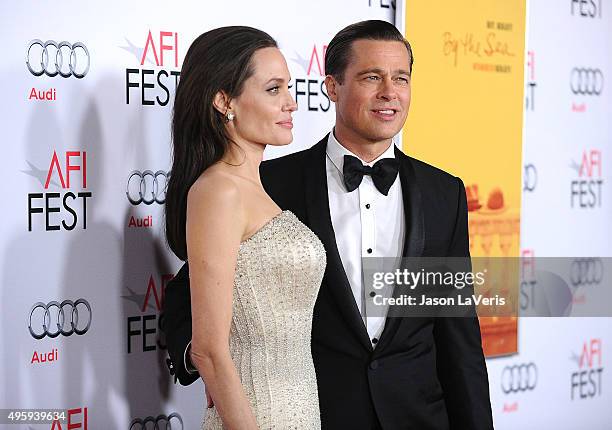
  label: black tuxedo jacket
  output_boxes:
[162,136,493,430]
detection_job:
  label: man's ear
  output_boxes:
[212,91,232,115]
[324,75,339,103]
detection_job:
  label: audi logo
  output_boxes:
[129,413,183,430]
[26,40,90,78]
[523,163,537,192]
[570,68,604,95]
[501,363,538,394]
[126,170,169,205]
[28,299,92,339]
[570,258,604,287]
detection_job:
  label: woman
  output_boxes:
[165,26,326,429]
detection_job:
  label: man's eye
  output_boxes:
[366,76,380,81]
[396,77,410,83]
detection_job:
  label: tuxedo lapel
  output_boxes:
[373,146,425,353]
[396,147,425,259]
[304,136,373,351]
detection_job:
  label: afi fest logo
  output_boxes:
[26,150,92,231]
[570,338,603,400]
[124,274,173,353]
[123,30,180,106]
[288,44,331,113]
[50,407,88,429]
[570,149,603,209]
[525,51,536,111]
[519,249,536,312]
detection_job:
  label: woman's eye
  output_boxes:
[267,86,280,94]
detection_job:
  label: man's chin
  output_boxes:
[370,119,403,134]
[339,122,401,144]
[364,127,402,143]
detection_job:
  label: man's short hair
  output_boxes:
[325,20,414,84]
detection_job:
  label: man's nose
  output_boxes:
[377,77,398,101]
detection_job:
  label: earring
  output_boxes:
[225,111,235,122]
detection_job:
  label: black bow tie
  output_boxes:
[342,155,399,196]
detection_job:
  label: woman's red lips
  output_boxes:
[277,120,293,129]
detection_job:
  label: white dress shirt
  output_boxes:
[326,131,405,347]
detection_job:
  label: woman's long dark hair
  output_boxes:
[165,26,278,260]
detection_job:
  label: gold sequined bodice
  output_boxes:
[203,210,326,429]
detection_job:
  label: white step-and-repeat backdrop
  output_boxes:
[1,0,610,429]
[488,1,611,429]
[398,0,612,427]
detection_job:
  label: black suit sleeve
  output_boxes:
[433,177,494,429]
[161,262,199,386]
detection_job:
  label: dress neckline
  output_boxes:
[240,210,291,245]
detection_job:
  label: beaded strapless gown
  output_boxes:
[203,210,326,430]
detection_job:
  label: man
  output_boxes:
[162,20,493,430]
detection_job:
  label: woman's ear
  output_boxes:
[212,91,232,115]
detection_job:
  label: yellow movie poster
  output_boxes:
[403,1,526,356]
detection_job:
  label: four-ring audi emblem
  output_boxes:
[523,163,537,192]
[29,299,92,339]
[26,40,90,78]
[501,363,538,394]
[129,413,184,430]
[570,258,604,287]
[126,170,169,205]
[570,68,604,95]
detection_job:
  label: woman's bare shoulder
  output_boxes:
[188,167,242,211]
[186,168,245,249]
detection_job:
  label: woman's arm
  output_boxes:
[186,174,258,430]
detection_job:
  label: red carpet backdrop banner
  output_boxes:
[400,0,611,428]
[0,1,394,428]
[1,0,612,429]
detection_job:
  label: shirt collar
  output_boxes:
[326,129,396,174]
